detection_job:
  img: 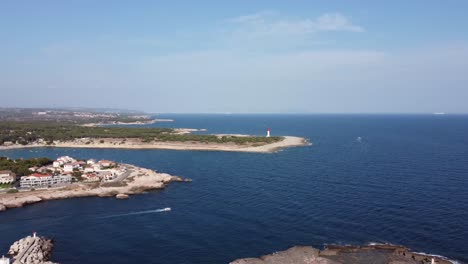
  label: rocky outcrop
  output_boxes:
[8,235,57,264]
[230,244,454,264]
[0,203,6,211]
[115,194,129,199]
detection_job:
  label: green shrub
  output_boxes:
[7,189,18,193]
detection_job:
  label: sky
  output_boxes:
[1,0,468,113]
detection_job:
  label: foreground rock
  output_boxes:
[0,165,188,213]
[230,244,455,264]
[7,234,57,264]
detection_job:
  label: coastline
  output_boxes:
[80,118,173,127]
[230,244,457,264]
[0,136,309,153]
[0,164,188,213]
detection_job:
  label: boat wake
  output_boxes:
[99,208,171,218]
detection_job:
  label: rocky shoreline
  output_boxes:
[230,244,456,264]
[0,164,190,213]
[5,233,56,264]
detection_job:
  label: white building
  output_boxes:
[0,170,16,184]
[92,164,102,171]
[57,156,75,164]
[87,159,96,165]
[20,173,72,189]
[82,173,100,182]
[84,167,95,173]
[53,161,61,168]
[100,171,116,182]
[99,160,115,167]
[0,255,10,264]
[64,164,74,173]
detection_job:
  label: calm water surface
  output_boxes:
[0,114,467,263]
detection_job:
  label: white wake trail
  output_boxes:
[99,208,171,218]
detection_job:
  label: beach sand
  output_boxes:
[0,136,309,153]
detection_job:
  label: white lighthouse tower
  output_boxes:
[266,128,271,137]
[0,255,10,264]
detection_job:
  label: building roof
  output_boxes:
[99,160,114,164]
[0,170,13,175]
[29,173,52,177]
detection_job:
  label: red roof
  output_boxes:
[29,173,51,177]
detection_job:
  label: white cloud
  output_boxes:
[220,11,364,52]
[228,11,364,38]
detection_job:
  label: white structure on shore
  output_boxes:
[20,173,72,189]
[266,128,271,137]
[0,255,10,264]
[0,170,16,184]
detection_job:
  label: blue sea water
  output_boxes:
[0,114,467,263]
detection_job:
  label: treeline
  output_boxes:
[0,157,53,176]
[0,121,173,145]
[0,121,282,145]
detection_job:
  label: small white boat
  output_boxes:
[160,207,171,212]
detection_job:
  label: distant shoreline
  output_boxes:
[81,118,173,127]
[0,136,309,153]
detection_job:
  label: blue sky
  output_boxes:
[1,1,468,113]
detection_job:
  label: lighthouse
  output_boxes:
[266,128,271,137]
[0,255,10,264]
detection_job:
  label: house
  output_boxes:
[20,173,71,188]
[2,141,13,146]
[99,160,115,167]
[84,167,95,173]
[92,164,102,171]
[70,162,83,169]
[52,161,61,168]
[0,170,16,184]
[64,164,74,173]
[82,173,100,182]
[87,159,96,165]
[99,171,116,182]
[57,156,75,164]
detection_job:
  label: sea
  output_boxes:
[0,114,467,263]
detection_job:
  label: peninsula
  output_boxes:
[0,121,308,153]
[0,156,189,213]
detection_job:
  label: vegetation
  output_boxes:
[0,183,12,189]
[0,156,53,176]
[0,121,283,146]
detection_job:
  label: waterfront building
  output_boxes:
[0,170,16,184]
[64,164,74,172]
[82,173,100,182]
[100,171,117,182]
[20,173,72,189]
[84,167,95,173]
[99,160,115,167]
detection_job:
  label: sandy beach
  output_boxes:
[0,136,309,153]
